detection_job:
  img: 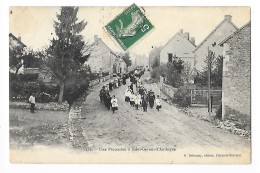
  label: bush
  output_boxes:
[89,72,99,80]
[10,73,59,102]
[9,81,40,101]
[63,74,89,106]
[102,71,109,77]
[151,65,167,81]
[23,82,40,95]
[20,73,39,82]
[9,81,24,100]
[173,88,191,107]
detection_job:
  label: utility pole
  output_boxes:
[207,46,212,123]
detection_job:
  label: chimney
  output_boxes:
[190,37,195,44]
[183,32,189,40]
[179,29,183,34]
[18,36,21,41]
[224,15,232,21]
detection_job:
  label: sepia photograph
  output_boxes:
[8,4,251,164]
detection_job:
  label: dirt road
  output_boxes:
[80,72,250,151]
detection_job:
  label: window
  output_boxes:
[168,53,173,62]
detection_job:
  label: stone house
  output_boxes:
[193,15,238,71]
[86,35,126,75]
[160,29,196,69]
[219,21,251,119]
[113,56,127,74]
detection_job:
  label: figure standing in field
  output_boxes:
[29,93,36,113]
[155,95,162,111]
[148,89,155,108]
[111,95,118,113]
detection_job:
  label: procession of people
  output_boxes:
[124,74,162,112]
[99,71,162,114]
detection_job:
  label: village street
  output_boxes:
[9,71,251,163]
[78,71,250,151]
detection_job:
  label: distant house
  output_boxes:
[193,15,238,71]
[86,35,126,75]
[160,29,196,69]
[9,33,56,84]
[113,55,127,74]
[219,21,251,119]
[9,33,27,74]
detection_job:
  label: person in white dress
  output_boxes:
[124,86,131,102]
[135,93,142,110]
[155,95,162,111]
[129,92,135,107]
[111,95,118,113]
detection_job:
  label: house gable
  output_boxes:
[193,16,238,71]
[86,36,118,73]
[9,33,27,49]
[160,31,196,68]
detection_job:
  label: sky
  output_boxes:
[9,6,250,56]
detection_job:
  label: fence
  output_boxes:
[89,75,111,87]
[159,76,221,107]
[190,89,222,107]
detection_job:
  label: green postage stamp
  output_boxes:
[105,4,154,50]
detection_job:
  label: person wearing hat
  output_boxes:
[148,89,155,108]
[99,85,106,103]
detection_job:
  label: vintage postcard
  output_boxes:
[9,5,251,164]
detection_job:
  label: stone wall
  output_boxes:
[89,75,111,87]
[222,22,251,117]
[160,83,178,98]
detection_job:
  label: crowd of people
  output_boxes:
[124,81,162,112]
[99,72,162,114]
[99,84,119,114]
[99,73,127,113]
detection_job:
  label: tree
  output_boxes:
[42,7,90,102]
[122,52,132,67]
[152,58,160,68]
[181,62,195,85]
[149,46,162,69]
[9,46,25,75]
[211,55,223,88]
[23,51,40,68]
[194,52,223,89]
[166,58,184,88]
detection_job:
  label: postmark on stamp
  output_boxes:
[105,3,154,50]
